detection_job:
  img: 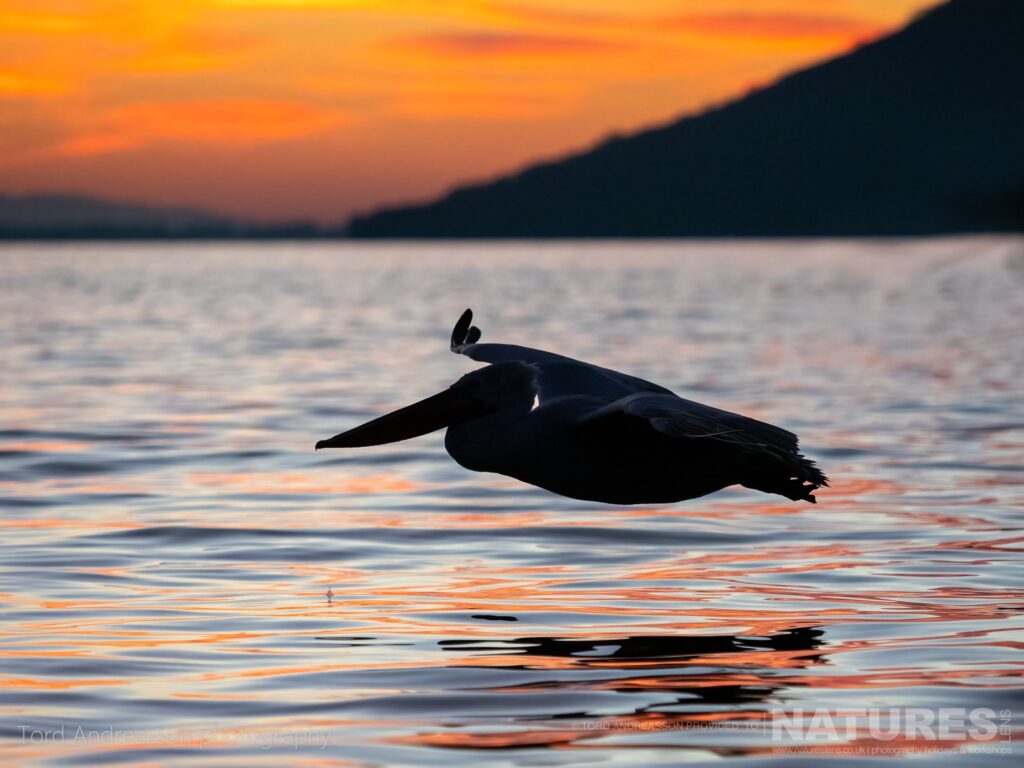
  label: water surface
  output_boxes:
[1,239,1022,765]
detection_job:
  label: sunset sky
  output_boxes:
[1,0,938,223]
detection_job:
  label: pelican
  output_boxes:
[316,310,827,504]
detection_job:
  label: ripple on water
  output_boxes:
[1,240,1022,766]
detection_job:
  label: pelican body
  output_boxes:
[316,310,827,505]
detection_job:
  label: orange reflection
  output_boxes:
[0,676,126,690]
[2,519,140,530]
[405,729,589,749]
[2,441,91,452]
[190,470,420,494]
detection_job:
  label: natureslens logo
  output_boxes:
[568,707,1015,756]
[769,707,1013,744]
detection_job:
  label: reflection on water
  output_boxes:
[1,238,1022,766]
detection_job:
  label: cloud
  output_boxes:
[389,79,580,120]
[54,99,343,158]
[482,2,618,29]
[667,13,883,41]
[0,72,71,96]
[0,0,930,219]
[0,10,89,36]
[400,30,621,57]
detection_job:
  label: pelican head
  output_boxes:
[315,362,535,450]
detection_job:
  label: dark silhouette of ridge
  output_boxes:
[0,193,339,240]
[349,0,1024,238]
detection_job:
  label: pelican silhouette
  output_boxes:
[316,310,827,504]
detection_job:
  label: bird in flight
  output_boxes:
[316,310,827,505]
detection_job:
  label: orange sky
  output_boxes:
[1,0,938,223]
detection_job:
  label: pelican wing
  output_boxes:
[579,392,829,487]
[450,309,672,401]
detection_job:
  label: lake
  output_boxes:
[1,238,1022,766]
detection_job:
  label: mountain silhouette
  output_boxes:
[349,0,1024,238]
[0,193,334,239]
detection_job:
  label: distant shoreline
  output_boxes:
[2,232,1021,244]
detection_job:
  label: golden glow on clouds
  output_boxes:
[55,99,342,157]
[0,0,938,220]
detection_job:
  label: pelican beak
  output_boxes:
[315,386,486,450]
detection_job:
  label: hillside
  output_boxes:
[0,194,328,239]
[349,0,1024,238]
